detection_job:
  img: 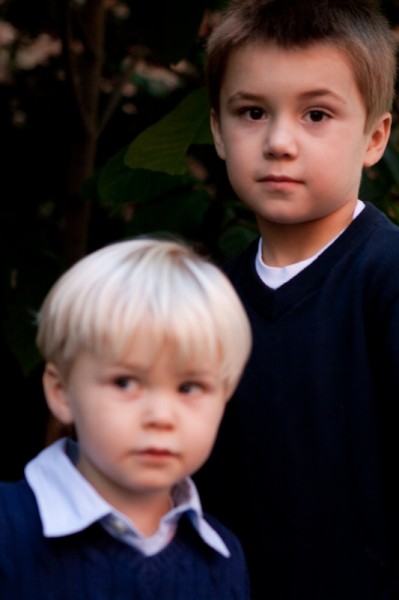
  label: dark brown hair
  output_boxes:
[206,0,397,130]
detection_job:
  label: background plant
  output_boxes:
[0,0,398,377]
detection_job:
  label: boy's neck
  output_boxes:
[91,480,174,537]
[123,492,174,536]
[257,201,358,267]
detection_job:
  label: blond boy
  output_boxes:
[0,238,252,599]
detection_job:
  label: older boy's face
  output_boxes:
[211,42,390,240]
[46,342,227,523]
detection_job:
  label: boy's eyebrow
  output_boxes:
[225,92,265,106]
[299,89,348,105]
[104,359,148,373]
[226,89,347,106]
[105,360,218,379]
[176,369,218,379]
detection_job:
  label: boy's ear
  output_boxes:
[363,112,392,168]
[210,109,226,160]
[42,363,74,425]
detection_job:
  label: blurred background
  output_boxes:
[0,0,398,476]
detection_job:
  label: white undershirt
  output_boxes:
[255,200,365,289]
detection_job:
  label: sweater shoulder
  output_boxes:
[0,479,36,508]
[0,479,39,530]
[345,205,399,293]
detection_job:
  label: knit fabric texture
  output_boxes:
[0,479,250,599]
[196,202,399,600]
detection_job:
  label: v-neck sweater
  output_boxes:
[196,202,399,600]
[0,479,250,599]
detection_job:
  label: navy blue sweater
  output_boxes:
[0,480,250,599]
[196,203,399,600]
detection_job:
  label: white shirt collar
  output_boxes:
[25,438,230,557]
[256,199,365,289]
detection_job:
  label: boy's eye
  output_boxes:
[240,107,265,121]
[114,376,138,391]
[307,110,328,122]
[179,382,204,395]
[248,107,264,120]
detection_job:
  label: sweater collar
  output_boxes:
[227,201,386,321]
[25,438,230,557]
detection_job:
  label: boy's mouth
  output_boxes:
[135,447,177,457]
[259,174,301,183]
[257,175,303,190]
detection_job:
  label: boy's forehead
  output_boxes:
[104,329,222,371]
[220,41,359,99]
[225,41,352,72]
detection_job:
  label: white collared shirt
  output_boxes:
[25,438,230,557]
[256,200,365,289]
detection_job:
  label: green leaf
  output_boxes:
[98,147,194,208]
[124,188,212,241]
[219,225,259,261]
[124,87,213,176]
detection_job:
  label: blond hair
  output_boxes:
[207,0,397,131]
[36,237,252,397]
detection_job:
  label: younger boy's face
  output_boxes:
[211,42,390,234]
[43,341,228,518]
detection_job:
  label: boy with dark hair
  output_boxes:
[196,1,399,598]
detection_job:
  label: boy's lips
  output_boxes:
[258,174,302,184]
[256,174,303,192]
[135,447,178,457]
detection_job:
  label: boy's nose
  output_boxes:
[142,394,176,429]
[263,118,297,159]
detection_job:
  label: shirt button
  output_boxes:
[110,516,128,534]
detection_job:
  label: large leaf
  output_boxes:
[98,147,194,207]
[219,224,259,261]
[124,188,212,241]
[124,87,213,176]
